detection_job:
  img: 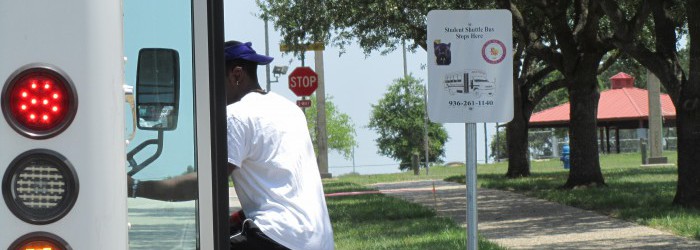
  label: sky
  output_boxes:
[224,1,500,176]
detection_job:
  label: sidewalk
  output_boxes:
[229,187,241,212]
[372,180,700,250]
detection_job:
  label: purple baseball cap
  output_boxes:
[224,42,274,65]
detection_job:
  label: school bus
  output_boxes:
[1,0,230,249]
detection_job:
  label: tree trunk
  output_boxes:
[672,91,700,207]
[506,83,531,178]
[563,79,606,188]
[506,120,531,178]
[673,0,700,209]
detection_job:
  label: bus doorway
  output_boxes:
[124,0,229,249]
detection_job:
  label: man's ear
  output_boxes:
[232,66,244,80]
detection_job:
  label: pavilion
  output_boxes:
[529,72,676,154]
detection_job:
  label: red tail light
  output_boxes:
[2,65,77,139]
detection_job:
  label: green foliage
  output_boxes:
[533,88,568,113]
[305,94,357,160]
[258,0,495,54]
[367,76,448,170]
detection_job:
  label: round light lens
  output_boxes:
[2,64,77,139]
[17,240,62,250]
[3,150,78,225]
[10,232,71,250]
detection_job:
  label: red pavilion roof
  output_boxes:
[529,87,676,127]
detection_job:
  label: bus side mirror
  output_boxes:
[136,48,180,131]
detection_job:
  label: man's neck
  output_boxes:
[248,88,267,95]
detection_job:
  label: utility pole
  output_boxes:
[495,123,499,162]
[264,18,271,92]
[484,123,488,164]
[315,50,330,178]
[402,40,408,77]
[352,146,356,173]
[404,40,430,175]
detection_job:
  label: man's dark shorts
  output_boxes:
[230,211,289,250]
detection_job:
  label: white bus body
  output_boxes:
[0,0,127,249]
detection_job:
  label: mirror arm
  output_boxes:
[126,130,164,176]
[124,84,137,144]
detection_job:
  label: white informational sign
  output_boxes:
[427,10,513,123]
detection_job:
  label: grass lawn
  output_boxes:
[438,151,700,240]
[323,181,506,250]
[335,165,466,186]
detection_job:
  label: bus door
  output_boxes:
[124,0,228,249]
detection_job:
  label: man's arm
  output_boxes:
[228,163,236,175]
[128,172,198,201]
[127,164,237,201]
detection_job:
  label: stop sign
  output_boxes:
[288,67,318,96]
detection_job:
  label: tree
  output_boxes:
[500,0,621,188]
[368,76,448,170]
[601,0,700,208]
[493,0,563,178]
[304,94,358,160]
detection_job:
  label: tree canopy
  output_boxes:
[367,76,448,170]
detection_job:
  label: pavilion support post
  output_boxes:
[646,70,667,164]
[604,126,609,153]
[599,128,605,154]
[615,127,621,154]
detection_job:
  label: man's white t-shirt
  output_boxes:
[226,92,334,250]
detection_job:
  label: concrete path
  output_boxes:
[229,187,241,212]
[372,180,700,250]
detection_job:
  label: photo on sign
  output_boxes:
[433,40,451,65]
[482,39,507,64]
[443,69,495,99]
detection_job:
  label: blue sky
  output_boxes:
[225,1,499,176]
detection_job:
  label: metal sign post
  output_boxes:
[465,123,478,250]
[427,10,512,250]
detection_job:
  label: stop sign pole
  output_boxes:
[288,63,331,179]
[314,50,331,179]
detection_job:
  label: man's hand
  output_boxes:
[127,176,135,197]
